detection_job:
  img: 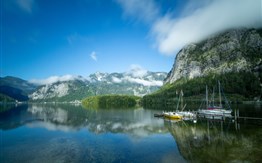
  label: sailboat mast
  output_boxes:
[181,90,183,111]
[206,85,208,109]
[212,87,215,107]
[176,91,181,111]
[219,80,222,107]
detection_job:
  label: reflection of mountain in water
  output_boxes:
[0,104,168,137]
[165,120,262,162]
[0,104,30,130]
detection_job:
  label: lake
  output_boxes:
[0,103,262,163]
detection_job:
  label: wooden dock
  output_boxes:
[154,110,262,124]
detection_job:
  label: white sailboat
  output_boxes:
[163,90,195,120]
[198,81,232,117]
[174,90,195,119]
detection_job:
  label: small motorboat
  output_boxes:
[163,111,183,119]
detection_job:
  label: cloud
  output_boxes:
[3,0,36,14]
[124,76,163,86]
[117,0,262,55]
[110,64,163,86]
[66,33,90,45]
[127,64,148,77]
[29,75,86,85]
[111,76,122,83]
[67,34,77,45]
[16,0,36,13]
[115,0,160,23]
[90,51,97,61]
[111,75,163,87]
[153,0,262,55]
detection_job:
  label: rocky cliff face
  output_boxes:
[164,28,262,84]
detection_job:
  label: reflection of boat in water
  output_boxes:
[164,117,182,123]
[198,81,232,117]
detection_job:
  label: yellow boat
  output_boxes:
[163,112,183,119]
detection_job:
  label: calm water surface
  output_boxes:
[0,104,262,163]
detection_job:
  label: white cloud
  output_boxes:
[67,34,77,45]
[16,0,35,13]
[109,64,163,86]
[66,33,90,45]
[29,75,86,85]
[112,76,122,83]
[124,76,163,86]
[111,75,163,87]
[153,0,262,55]
[115,0,159,23]
[90,51,97,61]
[117,0,262,55]
[127,64,148,77]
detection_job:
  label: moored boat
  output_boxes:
[176,111,196,118]
[198,109,232,116]
[163,111,183,119]
[198,81,232,117]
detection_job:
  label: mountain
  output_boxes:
[0,76,37,101]
[0,76,37,94]
[28,71,167,102]
[0,86,29,101]
[29,78,90,102]
[164,28,262,84]
[143,28,262,108]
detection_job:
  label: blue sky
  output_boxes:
[1,0,261,80]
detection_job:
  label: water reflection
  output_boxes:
[164,118,262,162]
[0,104,262,162]
[0,104,184,163]
[0,104,167,137]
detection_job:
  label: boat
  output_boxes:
[175,90,196,119]
[156,90,196,120]
[163,111,183,119]
[163,90,196,120]
[198,81,232,117]
[177,111,196,118]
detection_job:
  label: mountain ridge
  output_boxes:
[0,71,167,102]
